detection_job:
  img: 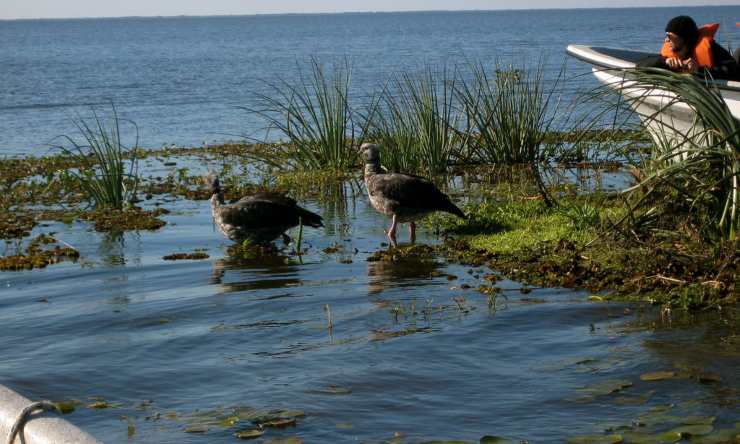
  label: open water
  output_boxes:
[2,6,740,156]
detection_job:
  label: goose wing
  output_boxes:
[224,194,323,228]
[368,173,465,218]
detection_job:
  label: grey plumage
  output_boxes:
[209,178,323,244]
[361,143,465,244]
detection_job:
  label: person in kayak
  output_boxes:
[637,15,739,81]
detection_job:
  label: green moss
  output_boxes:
[0,234,80,271]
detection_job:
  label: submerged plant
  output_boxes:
[247,59,365,171]
[56,105,140,210]
[615,68,740,240]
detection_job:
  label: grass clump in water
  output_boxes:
[248,59,366,171]
[55,105,140,210]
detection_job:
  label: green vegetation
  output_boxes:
[247,59,365,171]
[371,67,463,175]
[617,68,740,241]
[56,106,140,210]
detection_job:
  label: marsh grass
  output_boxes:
[56,106,140,210]
[615,68,740,240]
[247,59,366,171]
[370,67,464,176]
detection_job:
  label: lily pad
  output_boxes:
[688,429,740,444]
[219,415,240,427]
[480,436,521,444]
[670,425,714,437]
[260,417,297,428]
[184,425,209,434]
[621,431,681,443]
[264,438,304,444]
[580,379,633,396]
[640,371,676,381]
[234,428,264,439]
[566,434,623,444]
[681,417,716,426]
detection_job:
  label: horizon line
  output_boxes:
[1,3,737,22]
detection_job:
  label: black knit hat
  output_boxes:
[665,15,699,47]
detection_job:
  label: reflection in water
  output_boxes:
[210,248,302,294]
[366,247,442,296]
[98,232,126,266]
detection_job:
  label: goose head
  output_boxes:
[361,143,381,164]
[209,176,225,206]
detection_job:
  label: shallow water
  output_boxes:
[1,184,738,443]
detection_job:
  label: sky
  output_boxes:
[1,0,737,20]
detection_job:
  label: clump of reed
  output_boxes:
[248,59,365,171]
[369,67,464,176]
[617,68,739,240]
[56,106,140,210]
[456,62,562,165]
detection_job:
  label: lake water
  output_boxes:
[2,6,740,156]
[1,8,740,444]
[1,176,739,443]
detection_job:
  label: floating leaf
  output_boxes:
[184,425,209,434]
[697,373,722,384]
[688,429,740,444]
[681,417,715,426]
[566,434,623,444]
[234,428,264,439]
[309,385,351,395]
[640,371,675,381]
[220,415,240,427]
[580,379,633,396]
[620,431,681,443]
[614,391,654,406]
[54,401,76,414]
[670,424,713,436]
[480,436,521,444]
[588,295,605,302]
[260,417,296,428]
[264,438,304,444]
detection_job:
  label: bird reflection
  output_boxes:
[366,246,442,296]
[210,246,302,294]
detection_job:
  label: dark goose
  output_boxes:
[361,143,465,245]
[209,178,323,244]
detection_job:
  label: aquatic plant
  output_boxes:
[616,68,740,240]
[56,106,140,210]
[370,67,464,175]
[455,61,564,204]
[247,59,366,171]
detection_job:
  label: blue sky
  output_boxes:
[2,0,737,19]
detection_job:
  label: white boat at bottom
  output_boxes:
[566,44,740,147]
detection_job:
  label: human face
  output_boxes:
[665,32,684,53]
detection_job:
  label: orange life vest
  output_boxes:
[660,23,719,68]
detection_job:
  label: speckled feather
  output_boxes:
[211,190,322,243]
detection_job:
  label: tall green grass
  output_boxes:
[618,68,739,240]
[369,67,464,176]
[247,59,365,171]
[57,106,140,210]
[456,62,561,165]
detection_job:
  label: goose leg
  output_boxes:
[387,215,398,247]
[409,222,416,243]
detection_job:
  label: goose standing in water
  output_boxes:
[361,143,465,245]
[209,177,323,244]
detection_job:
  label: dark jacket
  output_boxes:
[637,41,739,81]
